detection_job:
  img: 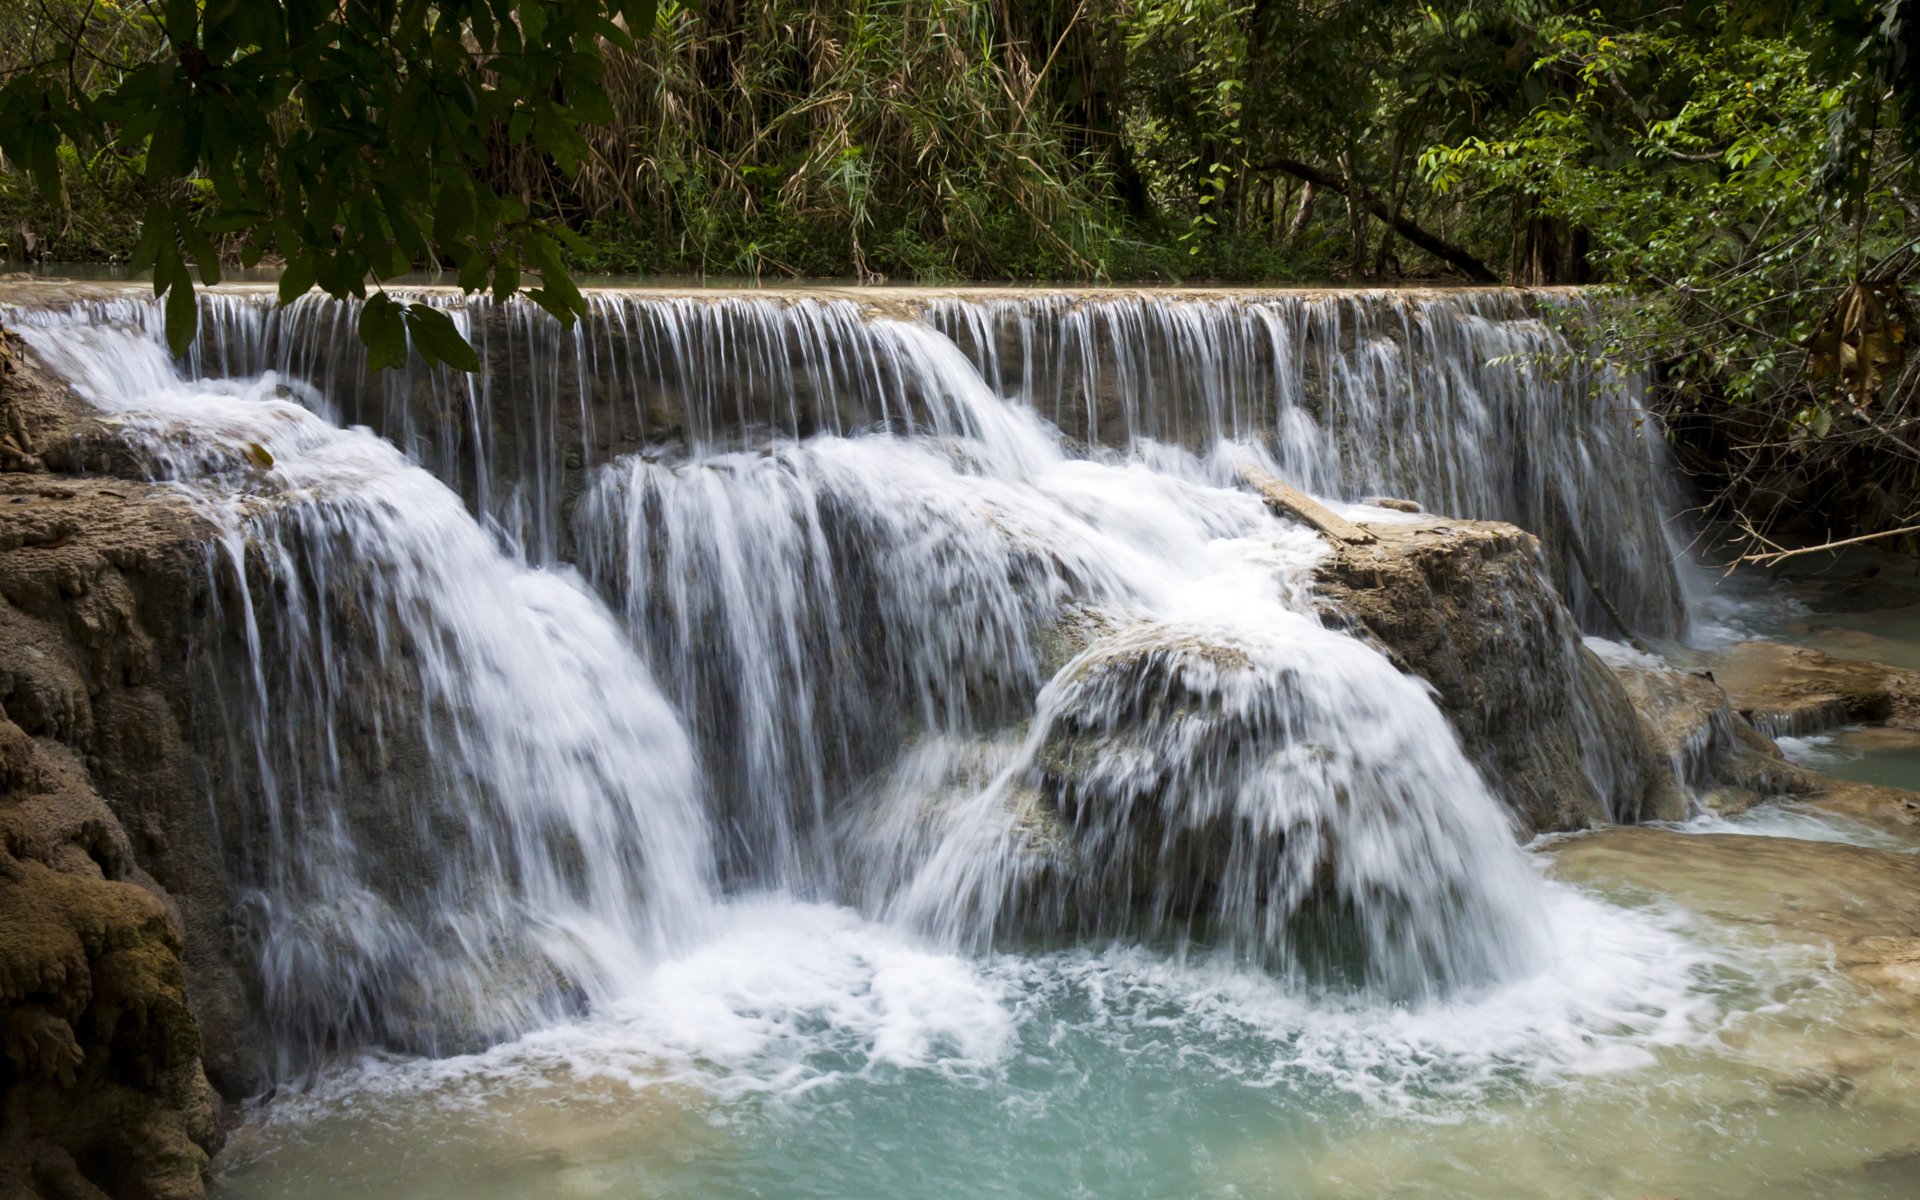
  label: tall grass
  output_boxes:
[492,0,1146,281]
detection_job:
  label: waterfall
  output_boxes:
[578,320,1548,995]
[48,286,1689,637]
[15,319,716,1075]
[8,285,1654,1076]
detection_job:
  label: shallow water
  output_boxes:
[214,871,1920,1200]
[1674,799,1920,853]
[1778,725,1920,793]
[217,878,1801,1200]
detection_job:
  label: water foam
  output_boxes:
[230,869,1726,1140]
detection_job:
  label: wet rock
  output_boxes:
[1859,1146,1920,1185]
[3,336,273,1097]
[1552,825,1920,1008]
[1592,644,1799,813]
[1312,517,1678,832]
[1021,606,1549,996]
[0,331,256,1197]
[1799,775,1920,839]
[0,712,220,1200]
[1709,640,1920,735]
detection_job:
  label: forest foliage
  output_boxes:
[1,0,1917,542]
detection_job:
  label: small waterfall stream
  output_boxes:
[7,287,1735,1200]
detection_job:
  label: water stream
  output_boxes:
[11,287,1918,1198]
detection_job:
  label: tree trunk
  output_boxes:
[1285,181,1316,246]
[1260,156,1501,283]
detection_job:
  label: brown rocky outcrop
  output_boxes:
[1596,649,1801,813]
[1312,517,1681,832]
[1710,640,1920,735]
[0,717,219,1200]
[0,328,236,1198]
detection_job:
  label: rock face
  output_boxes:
[1311,518,1681,832]
[0,718,220,1200]
[0,329,233,1198]
[1595,646,1800,813]
[1709,640,1920,735]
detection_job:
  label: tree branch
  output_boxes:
[1737,522,1920,566]
[1256,156,1501,282]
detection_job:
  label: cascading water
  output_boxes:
[5,286,1738,1200]
[53,285,1691,636]
[575,319,1548,995]
[15,319,716,1074]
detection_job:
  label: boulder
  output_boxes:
[1311,517,1681,832]
[1592,643,1800,814]
[1023,614,1546,995]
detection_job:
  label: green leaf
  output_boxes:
[404,303,480,372]
[492,258,520,303]
[128,205,167,274]
[180,213,223,286]
[433,177,474,246]
[27,131,61,203]
[618,0,658,37]
[456,250,490,293]
[152,243,180,298]
[357,293,409,371]
[164,277,198,359]
[278,253,319,303]
[519,1,546,44]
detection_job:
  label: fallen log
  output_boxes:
[1549,493,1653,654]
[1237,465,1376,545]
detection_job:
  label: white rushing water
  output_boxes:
[17,320,718,1072]
[6,290,1761,1199]
[53,286,1694,636]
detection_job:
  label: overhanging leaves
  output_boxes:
[1805,279,1913,405]
[0,1,658,369]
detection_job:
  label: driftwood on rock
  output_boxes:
[1236,465,1376,545]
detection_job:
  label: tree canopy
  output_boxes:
[2,0,659,364]
[3,0,1918,543]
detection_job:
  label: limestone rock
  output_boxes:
[1552,826,1920,1010]
[1593,645,1800,814]
[0,713,220,1200]
[1026,619,1500,990]
[1798,775,1920,840]
[1312,517,1678,832]
[1709,640,1920,735]
[0,329,250,1198]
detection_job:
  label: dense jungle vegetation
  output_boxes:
[1,0,1917,549]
